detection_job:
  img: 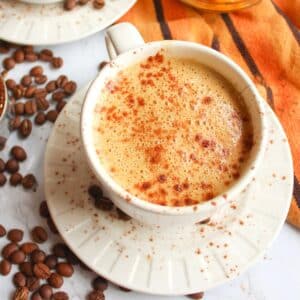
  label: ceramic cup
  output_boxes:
[81,22,267,226]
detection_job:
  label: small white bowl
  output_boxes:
[81,23,267,226]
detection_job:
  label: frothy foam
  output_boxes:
[93,52,253,206]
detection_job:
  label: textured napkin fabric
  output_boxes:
[119,0,300,228]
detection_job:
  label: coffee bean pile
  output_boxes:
[64,0,105,11]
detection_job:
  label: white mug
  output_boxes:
[81,22,267,226]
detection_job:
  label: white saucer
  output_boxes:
[44,86,293,295]
[0,0,136,45]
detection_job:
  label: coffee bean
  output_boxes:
[0,224,6,237]
[88,185,103,200]
[24,86,36,98]
[31,250,46,264]
[56,101,66,113]
[24,100,37,115]
[25,52,38,62]
[187,292,204,299]
[0,137,7,151]
[0,259,11,275]
[21,75,32,87]
[22,45,34,54]
[19,262,34,276]
[2,242,18,259]
[31,291,42,300]
[65,249,80,265]
[10,250,26,264]
[39,201,50,218]
[22,174,37,189]
[33,262,50,279]
[13,272,27,287]
[0,45,9,54]
[10,173,23,186]
[56,262,74,277]
[0,159,5,172]
[45,81,57,93]
[92,276,108,291]
[39,284,53,299]
[35,75,47,85]
[44,255,57,270]
[87,290,105,300]
[0,173,6,186]
[31,226,48,244]
[10,116,22,130]
[13,49,25,63]
[7,229,24,242]
[46,110,58,123]
[34,112,46,126]
[47,272,63,288]
[3,57,16,70]
[56,75,68,88]
[64,0,77,10]
[116,208,131,221]
[20,243,38,255]
[30,66,43,77]
[52,243,67,258]
[95,197,114,211]
[46,217,58,234]
[13,84,25,99]
[93,0,105,9]
[63,81,76,95]
[13,286,29,300]
[14,103,25,115]
[19,119,32,138]
[34,88,47,99]
[52,91,65,102]
[5,159,20,174]
[40,49,53,58]
[26,276,40,292]
[35,97,49,111]
[51,57,63,69]
[52,291,69,300]
[6,79,16,90]
[11,146,27,161]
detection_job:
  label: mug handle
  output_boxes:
[105,22,145,59]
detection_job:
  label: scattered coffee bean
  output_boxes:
[14,102,25,115]
[87,290,105,300]
[19,262,34,277]
[78,0,90,5]
[44,255,57,270]
[64,0,77,10]
[187,292,204,299]
[52,91,65,102]
[10,173,23,186]
[22,45,34,53]
[31,226,48,244]
[5,159,20,174]
[35,97,49,111]
[51,57,63,69]
[13,286,29,300]
[7,229,24,242]
[52,291,69,300]
[25,52,38,62]
[93,0,105,9]
[88,185,103,200]
[46,218,58,234]
[20,243,38,255]
[39,50,53,62]
[95,197,114,211]
[13,49,25,63]
[6,79,16,90]
[56,75,68,88]
[0,224,6,237]
[26,276,40,292]
[56,101,66,113]
[56,262,74,277]
[116,208,131,221]
[52,243,67,258]
[65,249,80,265]
[39,284,53,299]
[10,250,26,264]
[0,173,6,186]
[46,110,58,123]
[40,48,53,57]
[92,276,108,291]
[30,66,43,77]
[3,57,16,70]
[13,272,27,287]
[10,116,22,130]
[33,262,51,279]
[11,146,27,161]
[34,88,47,99]
[21,75,32,87]
[24,86,37,98]
[31,291,42,300]
[19,119,32,138]
[2,242,18,259]
[47,272,63,288]
[39,201,50,218]
[31,250,46,264]
[63,81,76,95]
[13,84,25,99]
[0,159,5,172]
[34,112,46,126]
[22,174,37,190]
[0,259,11,275]
[45,80,57,93]
[24,100,37,115]
[0,137,7,151]
[35,75,47,85]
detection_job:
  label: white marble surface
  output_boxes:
[0,31,299,300]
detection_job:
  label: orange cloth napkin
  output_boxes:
[119,0,300,228]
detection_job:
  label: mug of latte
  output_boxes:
[81,22,267,226]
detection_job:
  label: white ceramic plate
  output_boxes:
[0,0,136,45]
[44,86,293,295]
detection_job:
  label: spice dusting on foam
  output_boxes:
[93,51,253,207]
